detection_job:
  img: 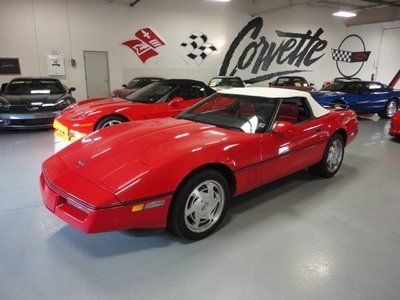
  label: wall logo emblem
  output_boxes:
[332,34,370,77]
[180,32,217,65]
[123,28,165,63]
[219,17,327,84]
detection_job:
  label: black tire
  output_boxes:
[95,115,127,131]
[309,133,345,178]
[378,99,398,119]
[168,170,229,240]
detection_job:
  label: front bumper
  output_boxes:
[53,119,87,142]
[40,170,172,233]
[0,111,61,129]
[389,124,400,137]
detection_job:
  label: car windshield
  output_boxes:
[322,82,364,93]
[209,78,245,88]
[276,77,307,87]
[4,79,65,95]
[177,93,278,133]
[126,78,161,89]
[126,82,177,103]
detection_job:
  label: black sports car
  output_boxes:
[0,77,76,129]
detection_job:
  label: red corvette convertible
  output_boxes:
[389,110,400,137]
[54,79,214,141]
[41,88,358,239]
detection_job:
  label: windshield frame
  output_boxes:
[176,93,281,134]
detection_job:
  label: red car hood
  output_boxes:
[56,118,231,195]
[62,97,151,118]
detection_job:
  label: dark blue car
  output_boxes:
[311,81,400,118]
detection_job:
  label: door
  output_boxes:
[361,82,390,113]
[83,51,110,98]
[260,98,327,184]
[377,28,400,89]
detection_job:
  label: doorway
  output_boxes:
[83,51,110,98]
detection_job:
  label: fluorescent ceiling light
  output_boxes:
[333,10,357,18]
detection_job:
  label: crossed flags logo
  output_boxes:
[180,32,217,65]
[123,28,166,63]
[331,49,370,63]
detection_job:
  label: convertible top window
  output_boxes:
[177,93,278,133]
[4,79,65,95]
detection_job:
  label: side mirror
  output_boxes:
[1,83,8,93]
[168,97,184,107]
[310,83,315,87]
[68,87,76,93]
[122,84,127,88]
[273,121,294,135]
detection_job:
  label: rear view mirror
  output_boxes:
[168,97,185,107]
[273,121,294,135]
[68,87,76,93]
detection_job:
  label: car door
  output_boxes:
[259,98,328,184]
[362,83,391,113]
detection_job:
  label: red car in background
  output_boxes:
[54,79,215,141]
[41,88,358,240]
[111,77,165,99]
[389,110,400,137]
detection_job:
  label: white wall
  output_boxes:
[0,0,399,101]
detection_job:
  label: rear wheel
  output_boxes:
[168,170,229,240]
[379,99,398,119]
[309,134,345,178]
[95,116,127,131]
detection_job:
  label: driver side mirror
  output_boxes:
[122,84,127,88]
[168,97,184,107]
[273,121,294,135]
[68,87,76,93]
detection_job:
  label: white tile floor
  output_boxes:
[1,117,400,300]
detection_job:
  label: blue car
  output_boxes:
[311,81,400,118]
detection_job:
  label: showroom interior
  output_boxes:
[1,0,400,299]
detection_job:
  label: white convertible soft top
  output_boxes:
[220,87,330,118]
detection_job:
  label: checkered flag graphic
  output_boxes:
[332,49,352,62]
[332,48,371,63]
[180,32,217,65]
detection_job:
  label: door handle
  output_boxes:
[313,125,322,132]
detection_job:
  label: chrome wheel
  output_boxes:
[326,139,343,173]
[101,120,122,128]
[184,180,225,233]
[387,101,398,118]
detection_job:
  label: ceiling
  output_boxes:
[106,0,400,25]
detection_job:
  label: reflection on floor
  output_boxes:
[0,116,400,300]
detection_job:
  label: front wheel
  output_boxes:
[168,170,229,240]
[95,115,127,131]
[309,134,345,178]
[379,99,398,119]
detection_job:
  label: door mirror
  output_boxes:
[273,121,294,135]
[122,84,127,88]
[310,83,315,87]
[1,83,8,93]
[68,87,76,93]
[168,97,185,107]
